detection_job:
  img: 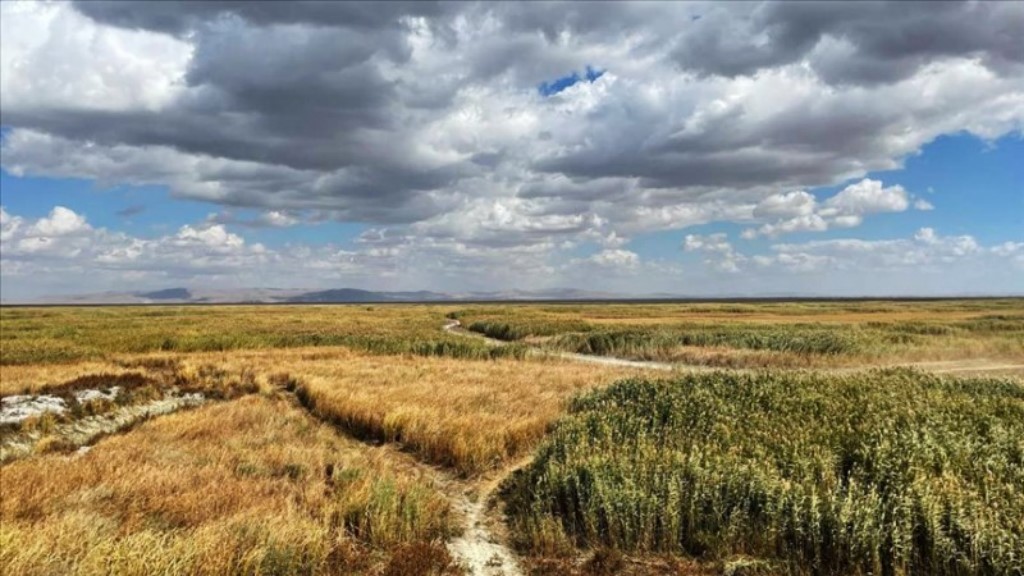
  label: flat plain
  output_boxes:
[1,300,1022,575]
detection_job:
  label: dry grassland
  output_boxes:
[1,394,456,575]
[1,302,1021,575]
[1,341,638,574]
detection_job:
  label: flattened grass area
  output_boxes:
[458,300,1024,367]
[282,352,635,476]
[2,345,636,475]
[0,305,526,366]
[0,394,456,575]
[504,369,1024,575]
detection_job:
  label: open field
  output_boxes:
[455,300,1024,370]
[0,305,526,367]
[1,301,1022,575]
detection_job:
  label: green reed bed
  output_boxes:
[504,369,1024,575]
[469,320,1023,364]
[550,325,867,358]
[456,301,1024,365]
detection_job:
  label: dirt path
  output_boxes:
[445,463,525,576]
[444,319,678,371]
[284,381,525,576]
[543,351,677,371]
[443,319,504,345]
[897,359,1024,376]
[335,441,526,576]
[443,319,1024,377]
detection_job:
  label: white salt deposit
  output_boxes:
[0,391,207,463]
[0,395,67,425]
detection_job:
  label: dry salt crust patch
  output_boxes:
[0,387,125,426]
[0,394,68,425]
[0,390,206,463]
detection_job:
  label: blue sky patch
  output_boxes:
[538,66,605,97]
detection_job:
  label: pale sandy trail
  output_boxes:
[443,319,1024,377]
[444,319,679,371]
[442,319,502,344]
[544,351,676,370]
[285,380,525,576]
[897,360,1024,375]
[444,463,525,576]
[340,441,526,576]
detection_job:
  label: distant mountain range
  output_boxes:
[24,286,635,304]
[15,287,1015,305]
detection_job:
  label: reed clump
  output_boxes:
[505,369,1024,575]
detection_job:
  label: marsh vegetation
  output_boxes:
[1,301,1021,575]
[504,370,1024,575]
[459,300,1024,369]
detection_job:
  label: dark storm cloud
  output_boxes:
[491,2,683,45]
[672,1,1024,84]
[7,14,415,169]
[4,2,477,222]
[2,0,1022,235]
[3,106,370,172]
[73,1,451,35]
[537,97,900,190]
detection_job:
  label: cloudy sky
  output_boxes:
[1,1,1022,300]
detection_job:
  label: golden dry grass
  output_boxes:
[4,301,1021,370]
[3,302,1022,575]
[0,361,146,396]
[0,305,473,366]
[4,342,639,476]
[0,394,456,575]
[282,354,638,476]
[0,345,639,574]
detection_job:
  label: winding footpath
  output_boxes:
[443,319,681,371]
[284,383,525,576]
[442,319,1024,377]
[445,465,526,576]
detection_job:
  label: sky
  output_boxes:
[0,1,1022,300]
